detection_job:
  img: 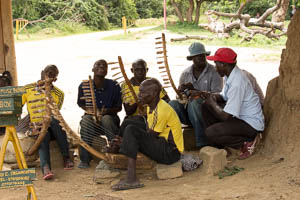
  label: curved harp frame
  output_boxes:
[27,79,54,156]
[111,56,145,115]
[155,33,182,99]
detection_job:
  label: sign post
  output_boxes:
[0,86,37,200]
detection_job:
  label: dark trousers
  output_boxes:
[202,103,258,149]
[79,114,119,163]
[120,121,181,165]
[39,118,70,171]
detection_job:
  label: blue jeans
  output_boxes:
[169,99,207,147]
[39,118,70,172]
[79,114,120,163]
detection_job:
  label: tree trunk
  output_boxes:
[194,0,204,25]
[170,0,184,23]
[186,0,194,23]
[272,0,289,22]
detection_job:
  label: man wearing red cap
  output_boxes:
[191,48,264,159]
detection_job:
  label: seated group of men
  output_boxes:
[5,42,264,191]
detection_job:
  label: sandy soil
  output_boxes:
[2,28,298,200]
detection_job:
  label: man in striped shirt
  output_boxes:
[22,65,73,180]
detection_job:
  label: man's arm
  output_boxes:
[205,95,233,121]
[77,83,86,111]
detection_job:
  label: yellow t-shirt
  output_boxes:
[121,81,168,116]
[22,83,64,123]
[147,100,184,153]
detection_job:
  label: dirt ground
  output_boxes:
[2,28,299,200]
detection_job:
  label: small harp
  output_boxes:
[79,76,105,122]
[155,33,182,99]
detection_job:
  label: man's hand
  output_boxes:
[205,94,217,107]
[189,90,210,100]
[178,83,194,92]
[106,136,122,154]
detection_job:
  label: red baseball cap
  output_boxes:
[206,48,237,64]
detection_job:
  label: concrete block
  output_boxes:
[182,127,197,151]
[106,153,156,169]
[199,146,227,175]
[156,161,183,180]
[93,160,120,184]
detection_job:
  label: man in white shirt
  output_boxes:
[191,48,264,159]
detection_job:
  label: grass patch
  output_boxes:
[15,21,95,42]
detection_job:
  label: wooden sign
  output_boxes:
[0,168,36,189]
[0,97,22,115]
[0,86,25,97]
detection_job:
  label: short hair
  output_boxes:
[44,64,59,75]
[93,59,108,69]
[142,78,162,94]
[132,59,147,68]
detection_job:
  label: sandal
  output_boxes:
[43,165,54,180]
[63,158,74,170]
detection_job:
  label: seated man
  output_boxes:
[77,59,122,168]
[111,78,184,191]
[169,42,222,148]
[121,59,170,118]
[22,65,74,180]
[192,48,264,159]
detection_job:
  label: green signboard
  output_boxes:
[0,86,25,97]
[0,168,36,188]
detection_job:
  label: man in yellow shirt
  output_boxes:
[22,65,73,180]
[112,78,183,191]
[121,59,170,117]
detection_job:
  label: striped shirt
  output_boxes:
[22,83,64,123]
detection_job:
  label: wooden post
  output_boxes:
[122,16,127,34]
[0,0,18,86]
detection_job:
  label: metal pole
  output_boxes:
[164,0,167,30]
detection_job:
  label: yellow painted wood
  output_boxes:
[0,126,37,200]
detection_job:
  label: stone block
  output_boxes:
[106,153,156,169]
[182,127,197,151]
[199,146,227,175]
[156,161,183,180]
[93,161,120,184]
[0,134,38,164]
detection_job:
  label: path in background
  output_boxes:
[15,28,281,132]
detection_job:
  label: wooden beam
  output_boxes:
[0,0,18,85]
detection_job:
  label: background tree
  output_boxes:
[134,0,164,18]
[272,0,290,22]
[169,0,215,24]
[98,0,138,26]
[12,0,110,30]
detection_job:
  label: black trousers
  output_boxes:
[119,120,181,165]
[202,103,258,149]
